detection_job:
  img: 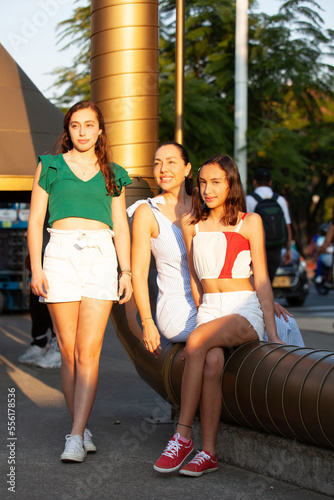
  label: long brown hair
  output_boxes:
[56,101,118,196]
[191,154,246,226]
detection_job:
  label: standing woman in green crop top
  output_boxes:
[28,101,133,462]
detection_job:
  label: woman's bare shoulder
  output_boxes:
[243,212,262,226]
[134,202,153,216]
[132,202,156,229]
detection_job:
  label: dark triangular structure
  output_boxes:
[0,44,63,193]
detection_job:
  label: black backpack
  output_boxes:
[250,192,287,248]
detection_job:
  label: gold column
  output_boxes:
[90,0,160,203]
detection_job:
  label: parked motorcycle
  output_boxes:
[272,248,309,306]
[314,265,333,295]
[313,232,334,296]
[313,247,334,295]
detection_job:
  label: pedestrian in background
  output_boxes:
[18,253,60,368]
[246,168,292,282]
[18,213,61,369]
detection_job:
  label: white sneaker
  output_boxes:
[61,434,87,462]
[84,428,97,453]
[34,339,61,368]
[18,345,46,364]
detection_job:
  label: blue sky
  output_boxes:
[0,0,333,101]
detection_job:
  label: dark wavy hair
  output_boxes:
[56,101,118,196]
[191,154,246,225]
[158,141,194,195]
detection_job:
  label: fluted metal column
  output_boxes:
[221,342,334,450]
[90,0,160,203]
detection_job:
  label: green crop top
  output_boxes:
[38,154,132,229]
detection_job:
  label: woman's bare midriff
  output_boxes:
[201,278,254,294]
[52,218,110,231]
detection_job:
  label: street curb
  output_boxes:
[192,420,334,497]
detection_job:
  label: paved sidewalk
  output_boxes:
[0,313,331,500]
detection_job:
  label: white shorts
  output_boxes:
[40,228,118,303]
[196,291,265,340]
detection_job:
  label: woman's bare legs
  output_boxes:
[200,347,225,456]
[48,298,113,437]
[176,314,258,439]
[47,302,79,420]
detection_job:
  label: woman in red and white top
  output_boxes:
[154,154,282,477]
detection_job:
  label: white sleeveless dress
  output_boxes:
[127,197,197,342]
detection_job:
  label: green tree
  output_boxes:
[245,1,334,248]
[51,0,90,108]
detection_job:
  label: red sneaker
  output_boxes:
[154,433,194,473]
[179,450,218,477]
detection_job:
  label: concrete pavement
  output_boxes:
[0,312,333,500]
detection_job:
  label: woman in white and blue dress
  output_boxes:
[128,142,304,473]
[128,142,197,348]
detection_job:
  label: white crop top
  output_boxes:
[192,214,252,280]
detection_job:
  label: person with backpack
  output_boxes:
[246,168,292,282]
